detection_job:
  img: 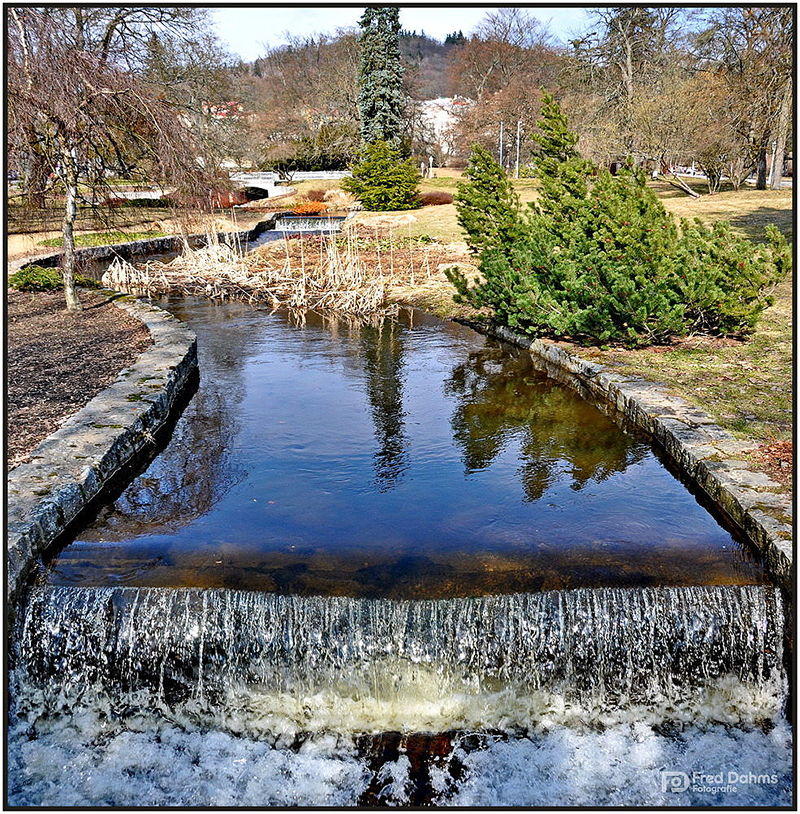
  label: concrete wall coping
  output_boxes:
[477,323,793,592]
[6,293,198,603]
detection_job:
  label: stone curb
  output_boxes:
[478,323,793,592]
[11,219,273,274]
[6,293,198,603]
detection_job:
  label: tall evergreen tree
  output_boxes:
[357,7,404,145]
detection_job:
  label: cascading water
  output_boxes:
[8,584,792,806]
[247,215,346,248]
[274,215,345,232]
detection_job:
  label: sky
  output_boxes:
[210,5,593,61]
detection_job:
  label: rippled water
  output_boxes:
[44,300,765,595]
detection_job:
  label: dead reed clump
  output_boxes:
[103,229,389,314]
[102,216,474,316]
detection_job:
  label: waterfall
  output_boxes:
[11,584,786,736]
[274,215,345,232]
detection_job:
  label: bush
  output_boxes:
[9,265,101,292]
[305,188,328,202]
[447,96,790,347]
[417,191,454,206]
[341,140,420,211]
[292,201,327,215]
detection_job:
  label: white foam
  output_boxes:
[436,720,793,807]
[8,716,792,807]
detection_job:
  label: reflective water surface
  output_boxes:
[45,300,767,597]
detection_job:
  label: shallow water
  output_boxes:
[44,300,766,596]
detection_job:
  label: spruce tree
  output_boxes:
[357,7,405,145]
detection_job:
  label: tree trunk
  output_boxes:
[755,144,768,189]
[61,145,82,311]
[769,76,792,190]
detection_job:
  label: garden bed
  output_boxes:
[7,289,152,470]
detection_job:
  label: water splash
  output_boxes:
[274,215,345,232]
[12,584,785,735]
[8,584,791,806]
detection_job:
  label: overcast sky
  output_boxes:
[210,5,593,61]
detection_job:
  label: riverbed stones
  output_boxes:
[6,292,197,604]
[476,323,793,593]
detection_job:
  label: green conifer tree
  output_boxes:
[453,144,525,256]
[448,95,790,346]
[357,7,405,145]
[341,140,420,210]
[530,91,593,222]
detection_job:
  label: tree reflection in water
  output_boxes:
[445,344,648,502]
[359,318,409,491]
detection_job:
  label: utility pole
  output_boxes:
[499,121,504,167]
[514,119,521,179]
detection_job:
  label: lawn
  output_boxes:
[37,230,168,248]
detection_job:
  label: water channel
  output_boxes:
[7,292,792,805]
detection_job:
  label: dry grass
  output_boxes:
[657,183,792,242]
[102,215,477,318]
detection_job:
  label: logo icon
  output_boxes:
[662,771,690,793]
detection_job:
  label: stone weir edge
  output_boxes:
[6,293,198,604]
[472,322,793,594]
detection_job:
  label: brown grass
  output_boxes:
[102,217,477,318]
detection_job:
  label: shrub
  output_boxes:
[447,97,791,347]
[292,201,327,215]
[9,265,101,292]
[305,188,327,202]
[341,140,420,211]
[417,191,454,206]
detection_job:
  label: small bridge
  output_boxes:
[229,170,351,198]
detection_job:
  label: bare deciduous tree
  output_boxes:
[7,7,216,310]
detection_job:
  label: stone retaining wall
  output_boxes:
[477,323,793,592]
[14,219,273,272]
[6,294,198,604]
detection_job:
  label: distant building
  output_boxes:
[419,96,472,158]
[202,101,244,120]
